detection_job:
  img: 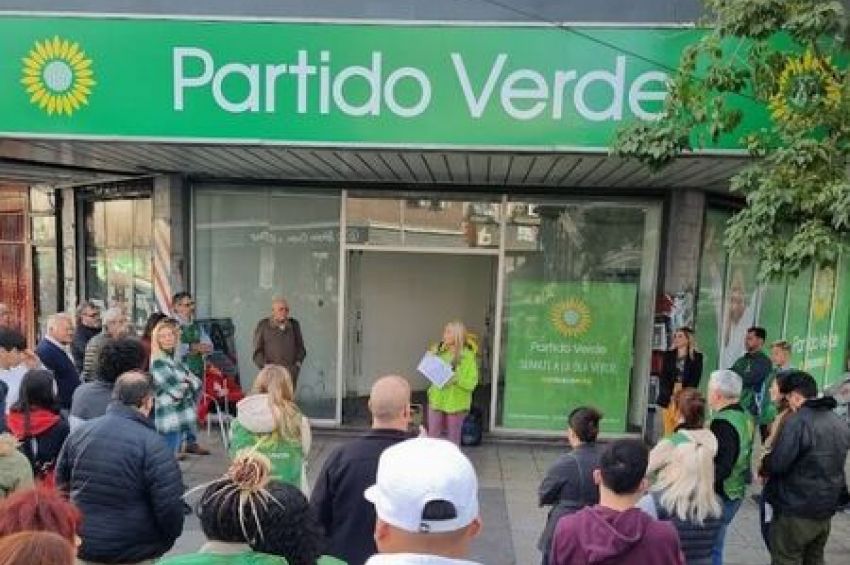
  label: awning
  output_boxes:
[0,137,747,191]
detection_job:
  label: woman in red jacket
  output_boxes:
[6,369,70,487]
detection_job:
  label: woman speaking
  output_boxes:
[426,321,479,446]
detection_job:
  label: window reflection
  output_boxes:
[346,195,500,248]
[82,196,153,329]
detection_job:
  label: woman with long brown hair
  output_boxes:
[658,327,703,437]
[229,364,311,493]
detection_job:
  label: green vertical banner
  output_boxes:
[758,279,787,350]
[785,267,814,368]
[503,281,637,432]
[694,209,732,378]
[824,254,850,386]
[805,265,837,384]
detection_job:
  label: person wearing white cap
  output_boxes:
[364,437,482,565]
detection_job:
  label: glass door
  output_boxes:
[194,185,341,421]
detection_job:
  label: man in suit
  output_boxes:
[253,297,306,389]
[35,312,80,411]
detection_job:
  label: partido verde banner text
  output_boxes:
[503,281,637,432]
[0,16,764,149]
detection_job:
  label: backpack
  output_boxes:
[461,407,483,447]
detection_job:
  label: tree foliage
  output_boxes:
[611,0,850,280]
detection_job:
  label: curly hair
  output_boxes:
[251,481,324,565]
[195,452,323,565]
[98,337,145,384]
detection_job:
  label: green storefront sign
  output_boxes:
[0,16,763,149]
[503,281,637,432]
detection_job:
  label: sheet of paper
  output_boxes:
[417,352,454,389]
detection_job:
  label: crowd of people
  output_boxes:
[1,293,850,565]
[539,326,850,565]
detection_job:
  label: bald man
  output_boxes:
[310,375,414,565]
[252,297,306,388]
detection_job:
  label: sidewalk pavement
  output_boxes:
[171,430,850,565]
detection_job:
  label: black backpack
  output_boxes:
[461,407,483,446]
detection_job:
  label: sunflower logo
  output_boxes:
[770,50,841,129]
[811,266,835,321]
[21,36,95,116]
[550,298,592,338]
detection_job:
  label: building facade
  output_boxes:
[0,2,847,436]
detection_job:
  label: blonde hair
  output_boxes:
[150,318,180,360]
[442,321,467,368]
[652,430,722,524]
[252,365,302,441]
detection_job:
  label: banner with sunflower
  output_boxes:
[502,280,637,432]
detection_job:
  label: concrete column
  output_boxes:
[152,174,188,313]
[662,189,706,325]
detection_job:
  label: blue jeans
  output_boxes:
[184,430,197,447]
[161,431,182,455]
[712,496,743,565]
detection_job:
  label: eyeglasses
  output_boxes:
[179,301,195,307]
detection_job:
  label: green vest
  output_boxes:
[712,408,754,500]
[229,421,303,487]
[180,322,205,377]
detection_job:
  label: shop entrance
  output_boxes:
[343,250,497,428]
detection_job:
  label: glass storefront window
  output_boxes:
[497,201,659,433]
[346,194,500,248]
[82,196,153,329]
[194,186,341,420]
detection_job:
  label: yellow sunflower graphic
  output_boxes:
[811,266,835,321]
[21,36,95,116]
[550,298,592,338]
[770,50,841,129]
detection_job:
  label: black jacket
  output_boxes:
[763,396,850,520]
[35,339,80,409]
[56,403,184,563]
[309,428,411,565]
[71,325,100,371]
[537,443,602,559]
[657,350,703,408]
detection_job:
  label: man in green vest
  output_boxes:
[708,369,754,565]
[730,327,772,420]
[759,340,793,442]
[172,291,212,456]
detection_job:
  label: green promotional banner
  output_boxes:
[0,16,765,149]
[503,281,637,432]
[785,267,813,368]
[803,265,836,382]
[825,254,850,385]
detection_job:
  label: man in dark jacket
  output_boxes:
[35,312,80,410]
[310,375,413,565]
[762,371,850,565]
[252,297,306,387]
[71,301,101,371]
[70,337,145,431]
[730,326,772,418]
[57,370,184,563]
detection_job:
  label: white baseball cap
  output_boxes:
[364,437,479,534]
